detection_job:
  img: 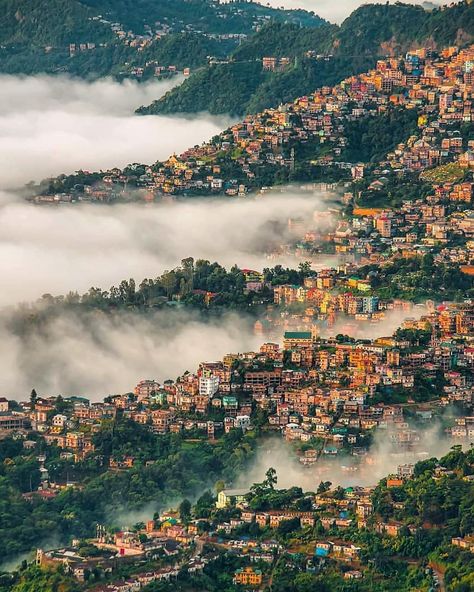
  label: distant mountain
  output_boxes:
[141,1,474,117]
[81,0,325,35]
[0,0,325,77]
[336,1,474,56]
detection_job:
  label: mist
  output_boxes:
[0,74,232,190]
[241,424,456,492]
[256,0,462,24]
[0,190,332,307]
[0,309,261,400]
[323,305,429,340]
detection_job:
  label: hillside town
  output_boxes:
[7,40,474,583]
[35,44,474,280]
[1,295,473,591]
[39,43,474,197]
[1,299,473,469]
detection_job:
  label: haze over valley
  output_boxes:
[0,3,473,591]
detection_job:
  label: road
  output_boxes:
[429,561,446,592]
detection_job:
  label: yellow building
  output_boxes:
[234,567,263,587]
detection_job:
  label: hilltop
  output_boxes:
[141,1,474,116]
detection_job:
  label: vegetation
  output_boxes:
[341,108,419,164]
[421,162,467,184]
[0,421,260,560]
[0,0,323,77]
[363,255,474,302]
[355,172,433,208]
[336,1,474,55]
[140,2,474,116]
[5,261,316,331]
[144,51,375,117]
[80,0,325,35]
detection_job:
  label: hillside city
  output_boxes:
[1,2,474,592]
[1,292,474,590]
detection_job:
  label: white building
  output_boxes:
[199,373,219,397]
[234,415,251,431]
[52,414,68,427]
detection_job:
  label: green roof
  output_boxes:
[284,332,312,339]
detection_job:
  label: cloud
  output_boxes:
[0,188,335,400]
[0,190,333,306]
[0,74,232,190]
[240,422,455,491]
[323,305,429,340]
[0,72,336,404]
[256,0,461,24]
[0,309,261,400]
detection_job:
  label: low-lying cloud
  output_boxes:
[242,423,456,492]
[0,309,261,400]
[0,74,232,190]
[0,191,333,306]
[0,188,335,400]
[257,0,462,24]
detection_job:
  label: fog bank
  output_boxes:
[0,309,261,400]
[0,75,231,190]
[242,425,455,491]
[0,191,331,306]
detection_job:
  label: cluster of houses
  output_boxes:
[33,467,424,589]
[33,453,472,590]
[1,301,473,476]
[35,45,474,293]
[39,44,474,200]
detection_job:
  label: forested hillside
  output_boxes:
[0,0,110,46]
[81,0,325,34]
[0,0,324,77]
[143,1,474,117]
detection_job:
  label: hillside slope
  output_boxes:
[141,1,474,117]
[0,0,324,77]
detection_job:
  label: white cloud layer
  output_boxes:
[0,309,261,400]
[0,75,232,190]
[258,0,461,24]
[0,191,330,307]
[0,75,331,401]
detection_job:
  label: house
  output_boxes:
[233,567,263,586]
[344,570,363,579]
[451,536,474,552]
[52,414,67,428]
[216,488,249,509]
